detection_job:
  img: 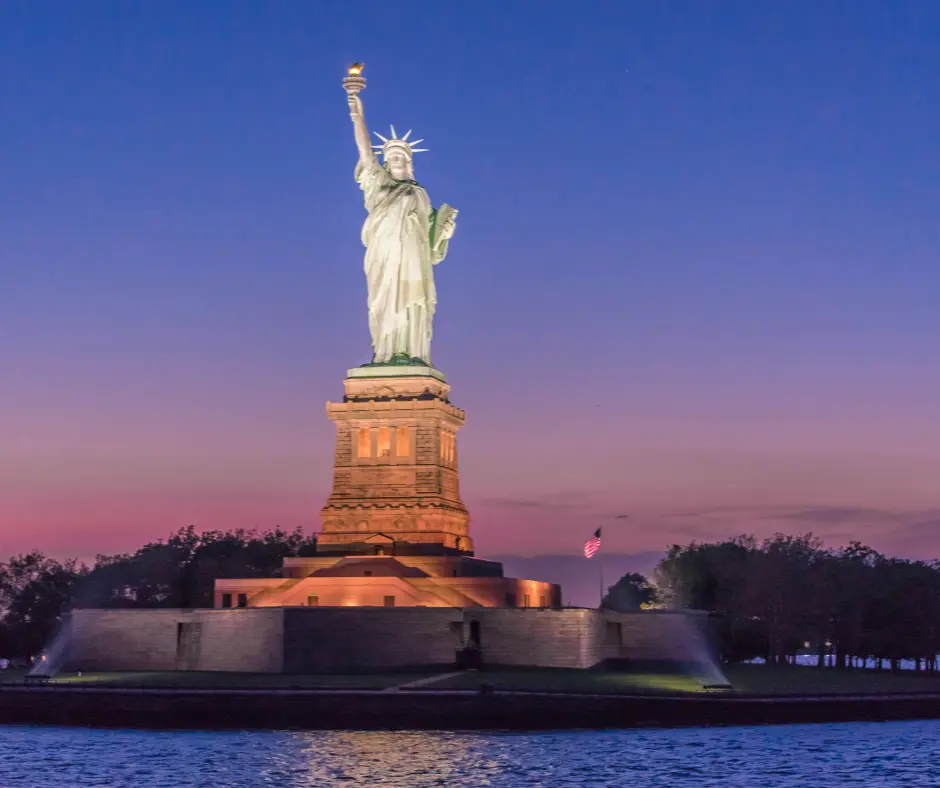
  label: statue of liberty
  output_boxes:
[343,65,457,366]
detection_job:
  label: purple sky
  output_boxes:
[2,2,939,586]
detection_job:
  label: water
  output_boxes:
[1,721,939,786]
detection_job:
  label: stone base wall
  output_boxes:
[66,607,715,674]
[68,609,285,673]
[283,608,463,672]
[611,610,715,665]
[467,608,601,669]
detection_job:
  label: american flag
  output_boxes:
[583,528,601,559]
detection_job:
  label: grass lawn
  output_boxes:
[2,666,706,694]
[425,669,706,695]
[3,670,429,690]
[427,666,940,696]
[0,668,29,684]
[5,668,704,694]
[723,664,940,695]
[6,664,940,696]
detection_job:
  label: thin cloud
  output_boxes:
[482,495,585,512]
[770,506,897,524]
[883,518,940,540]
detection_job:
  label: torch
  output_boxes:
[343,62,366,96]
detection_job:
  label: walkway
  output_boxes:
[381,672,464,693]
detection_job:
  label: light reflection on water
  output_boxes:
[1,721,940,786]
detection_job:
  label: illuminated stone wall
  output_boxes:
[68,608,285,673]
[318,372,473,553]
[283,608,463,672]
[467,608,601,668]
[609,609,716,667]
[214,555,560,609]
[66,607,714,674]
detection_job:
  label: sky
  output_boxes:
[2,1,939,587]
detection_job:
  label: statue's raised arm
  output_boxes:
[343,64,373,164]
[348,93,373,164]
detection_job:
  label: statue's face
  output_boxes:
[385,149,413,180]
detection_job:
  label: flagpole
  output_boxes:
[584,527,603,608]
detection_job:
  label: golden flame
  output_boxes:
[348,63,364,76]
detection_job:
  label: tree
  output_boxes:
[77,525,318,609]
[0,553,85,658]
[738,534,825,665]
[0,526,319,658]
[654,537,764,661]
[601,573,656,611]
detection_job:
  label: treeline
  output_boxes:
[5,527,936,670]
[655,534,940,671]
[0,526,316,659]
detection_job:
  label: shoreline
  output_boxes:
[3,685,940,731]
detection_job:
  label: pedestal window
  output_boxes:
[377,427,392,457]
[357,428,372,457]
[395,426,411,457]
[440,431,456,466]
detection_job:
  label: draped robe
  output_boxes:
[356,155,451,364]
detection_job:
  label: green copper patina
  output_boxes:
[361,352,430,368]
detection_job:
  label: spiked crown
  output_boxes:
[372,126,428,160]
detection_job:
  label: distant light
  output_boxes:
[348,63,364,77]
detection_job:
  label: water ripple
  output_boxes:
[1,721,939,786]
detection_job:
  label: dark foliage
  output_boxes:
[654,534,940,670]
[0,526,316,659]
[601,572,656,611]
